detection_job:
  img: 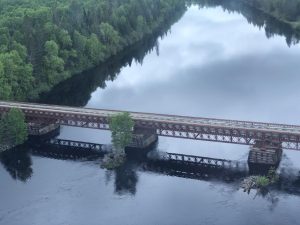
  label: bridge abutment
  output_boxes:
[248,140,282,172]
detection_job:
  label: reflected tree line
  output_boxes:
[188,0,300,46]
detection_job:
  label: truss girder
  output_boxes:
[4,107,299,151]
[48,139,104,151]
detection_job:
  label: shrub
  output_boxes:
[256,176,270,188]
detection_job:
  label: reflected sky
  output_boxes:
[87,6,300,124]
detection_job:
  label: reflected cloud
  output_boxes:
[87,49,300,124]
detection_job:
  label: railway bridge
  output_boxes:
[1,101,300,166]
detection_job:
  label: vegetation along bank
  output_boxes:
[0,0,185,101]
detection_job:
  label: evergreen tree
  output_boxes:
[0,108,28,151]
[109,112,134,152]
[43,40,65,85]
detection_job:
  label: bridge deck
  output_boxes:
[1,101,300,150]
[1,101,299,135]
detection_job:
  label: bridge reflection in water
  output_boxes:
[1,139,300,197]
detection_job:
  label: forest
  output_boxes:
[0,0,185,101]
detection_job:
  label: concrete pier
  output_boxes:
[248,140,282,170]
[127,127,158,149]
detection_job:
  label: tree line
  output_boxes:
[0,0,185,101]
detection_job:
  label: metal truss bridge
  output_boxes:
[42,138,243,169]
[1,101,300,150]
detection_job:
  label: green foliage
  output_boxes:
[0,62,11,100]
[43,40,65,85]
[0,108,28,150]
[109,112,134,151]
[0,0,185,101]
[86,34,105,64]
[256,176,270,188]
[255,168,279,188]
[0,51,33,100]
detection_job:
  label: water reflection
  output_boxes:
[114,162,139,195]
[0,146,33,182]
[189,0,300,46]
[15,142,300,197]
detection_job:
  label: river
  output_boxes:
[1,3,300,225]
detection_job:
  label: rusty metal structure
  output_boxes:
[46,139,106,152]
[34,137,245,171]
[1,101,300,151]
[160,152,241,168]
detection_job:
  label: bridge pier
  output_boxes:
[127,127,158,149]
[248,140,282,172]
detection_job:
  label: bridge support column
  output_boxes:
[127,127,158,149]
[248,140,282,172]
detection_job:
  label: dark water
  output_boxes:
[2,2,300,225]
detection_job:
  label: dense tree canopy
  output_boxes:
[0,0,185,101]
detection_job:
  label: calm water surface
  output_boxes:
[1,4,300,225]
